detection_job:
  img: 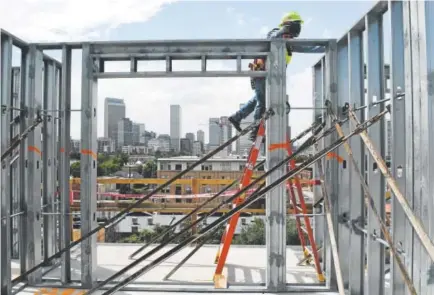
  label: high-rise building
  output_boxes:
[192,141,203,156]
[97,137,115,153]
[180,138,193,155]
[219,116,233,154]
[236,103,254,155]
[117,118,133,148]
[185,132,195,143]
[197,130,205,145]
[170,105,181,152]
[209,118,220,149]
[132,123,145,145]
[104,97,126,147]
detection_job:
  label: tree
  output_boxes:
[233,218,265,245]
[142,160,157,178]
[70,161,80,177]
[232,217,303,245]
[98,159,120,176]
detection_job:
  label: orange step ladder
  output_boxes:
[285,136,324,282]
[213,120,266,288]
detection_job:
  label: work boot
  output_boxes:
[228,116,242,132]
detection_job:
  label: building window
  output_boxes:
[239,164,244,171]
[132,217,138,225]
[241,218,246,225]
[175,164,182,171]
[147,218,154,226]
[131,226,139,233]
[160,164,164,170]
[167,164,171,171]
[221,162,231,171]
[201,164,212,171]
[175,185,182,195]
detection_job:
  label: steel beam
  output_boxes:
[347,29,365,295]
[42,60,57,262]
[31,38,330,51]
[335,37,350,288]
[324,40,338,289]
[408,1,434,293]
[1,31,13,295]
[95,71,267,79]
[10,67,21,260]
[265,39,287,291]
[365,11,386,295]
[59,45,72,283]
[312,60,326,261]
[80,43,98,287]
[389,1,409,294]
[24,45,44,284]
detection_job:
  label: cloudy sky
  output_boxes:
[1,0,378,141]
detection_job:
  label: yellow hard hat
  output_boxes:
[280,11,304,26]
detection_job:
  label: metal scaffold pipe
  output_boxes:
[11,110,274,285]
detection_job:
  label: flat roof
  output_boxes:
[15,244,328,294]
[157,156,266,162]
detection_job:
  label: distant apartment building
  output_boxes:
[148,134,171,152]
[97,137,115,153]
[180,138,192,155]
[156,156,312,195]
[192,141,203,157]
[70,139,80,153]
[117,118,133,148]
[121,145,148,155]
[208,118,220,150]
[104,97,126,147]
[196,130,205,145]
[185,132,195,143]
[132,123,145,145]
[219,116,233,155]
[170,105,181,152]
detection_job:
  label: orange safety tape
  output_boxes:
[268,142,287,151]
[81,149,97,159]
[28,145,42,156]
[326,152,344,163]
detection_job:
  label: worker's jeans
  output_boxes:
[232,78,266,122]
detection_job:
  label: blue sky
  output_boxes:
[2,0,387,141]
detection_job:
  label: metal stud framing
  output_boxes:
[59,45,72,283]
[1,1,434,294]
[336,36,351,287]
[24,45,44,284]
[80,44,99,287]
[347,29,365,294]
[42,60,57,263]
[265,40,287,291]
[1,32,13,295]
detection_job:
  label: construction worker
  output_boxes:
[228,12,304,141]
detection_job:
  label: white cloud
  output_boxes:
[1,0,316,144]
[0,0,176,42]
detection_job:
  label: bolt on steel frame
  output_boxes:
[2,0,434,294]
